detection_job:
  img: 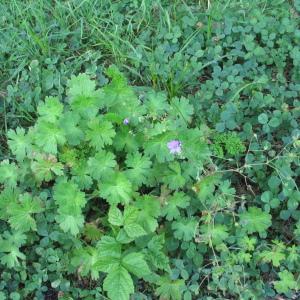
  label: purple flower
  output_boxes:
[123,118,129,125]
[167,140,182,154]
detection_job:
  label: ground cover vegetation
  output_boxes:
[0,0,299,299]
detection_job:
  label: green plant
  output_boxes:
[0,67,211,299]
[1,64,300,299]
[212,132,246,157]
[1,1,300,299]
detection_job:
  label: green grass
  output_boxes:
[0,0,296,151]
[0,1,223,86]
[0,0,277,88]
[0,0,289,155]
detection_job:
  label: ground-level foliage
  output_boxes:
[0,0,299,299]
